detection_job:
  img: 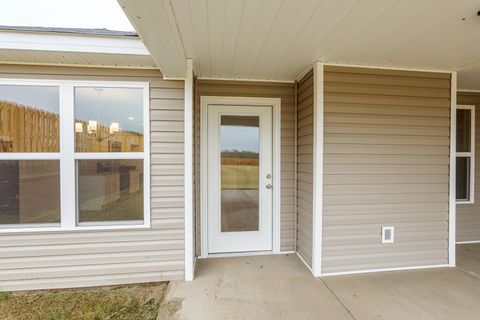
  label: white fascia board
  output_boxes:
[0,31,150,55]
[119,0,187,79]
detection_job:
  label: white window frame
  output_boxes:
[0,78,150,233]
[456,105,475,204]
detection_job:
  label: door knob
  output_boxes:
[266,184,272,189]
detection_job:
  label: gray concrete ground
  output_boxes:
[457,243,480,279]
[163,245,480,320]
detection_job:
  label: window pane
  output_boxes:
[456,157,470,201]
[0,85,59,152]
[457,109,471,152]
[74,87,144,152]
[220,115,260,232]
[0,160,60,225]
[77,159,144,223]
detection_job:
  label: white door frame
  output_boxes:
[200,96,281,257]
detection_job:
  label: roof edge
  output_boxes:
[0,25,138,38]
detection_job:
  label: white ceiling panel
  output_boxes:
[163,0,480,88]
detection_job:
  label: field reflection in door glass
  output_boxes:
[220,115,260,232]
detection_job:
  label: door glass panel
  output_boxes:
[220,115,260,232]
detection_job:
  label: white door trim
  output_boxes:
[200,96,281,257]
[207,105,272,253]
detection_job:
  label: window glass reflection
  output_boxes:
[0,160,60,225]
[457,109,471,152]
[0,85,59,152]
[77,159,144,223]
[74,87,144,152]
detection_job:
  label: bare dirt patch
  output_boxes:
[0,282,179,320]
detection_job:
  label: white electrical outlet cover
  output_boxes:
[382,226,394,244]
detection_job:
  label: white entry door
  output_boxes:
[207,105,273,253]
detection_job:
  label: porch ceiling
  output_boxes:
[121,0,480,89]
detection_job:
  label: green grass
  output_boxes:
[221,164,259,190]
[0,292,9,301]
[0,283,179,320]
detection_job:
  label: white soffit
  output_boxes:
[118,0,187,78]
[0,30,156,68]
[162,0,480,88]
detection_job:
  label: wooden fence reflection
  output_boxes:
[1,101,143,153]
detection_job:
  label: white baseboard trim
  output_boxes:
[296,252,313,273]
[457,240,480,244]
[321,264,451,277]
[198,250,294,259]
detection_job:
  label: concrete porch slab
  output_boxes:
[165,254,354,320]
[457,243,480,280]
[163,252,480,320]
[324,268,480,320]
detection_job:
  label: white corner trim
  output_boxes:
[0,31,149,55]
[200,98,209,258]
[449,71,457,267]
[293,82,298,251]
[312,62,324,277]
[200,96,282,257]
[184,59,195,281]
[322,264,451,277]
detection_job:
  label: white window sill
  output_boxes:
[0,222,150,234]
[456,200,475,205]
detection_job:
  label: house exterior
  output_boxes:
[0,1,479,291]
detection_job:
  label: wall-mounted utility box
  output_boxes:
[382,226,395,244]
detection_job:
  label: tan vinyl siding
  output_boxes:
[323,66,451,274]
[0,65,185,291]
[194,79,296,253]
[456,92,480,242]
[296,70,314,267]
